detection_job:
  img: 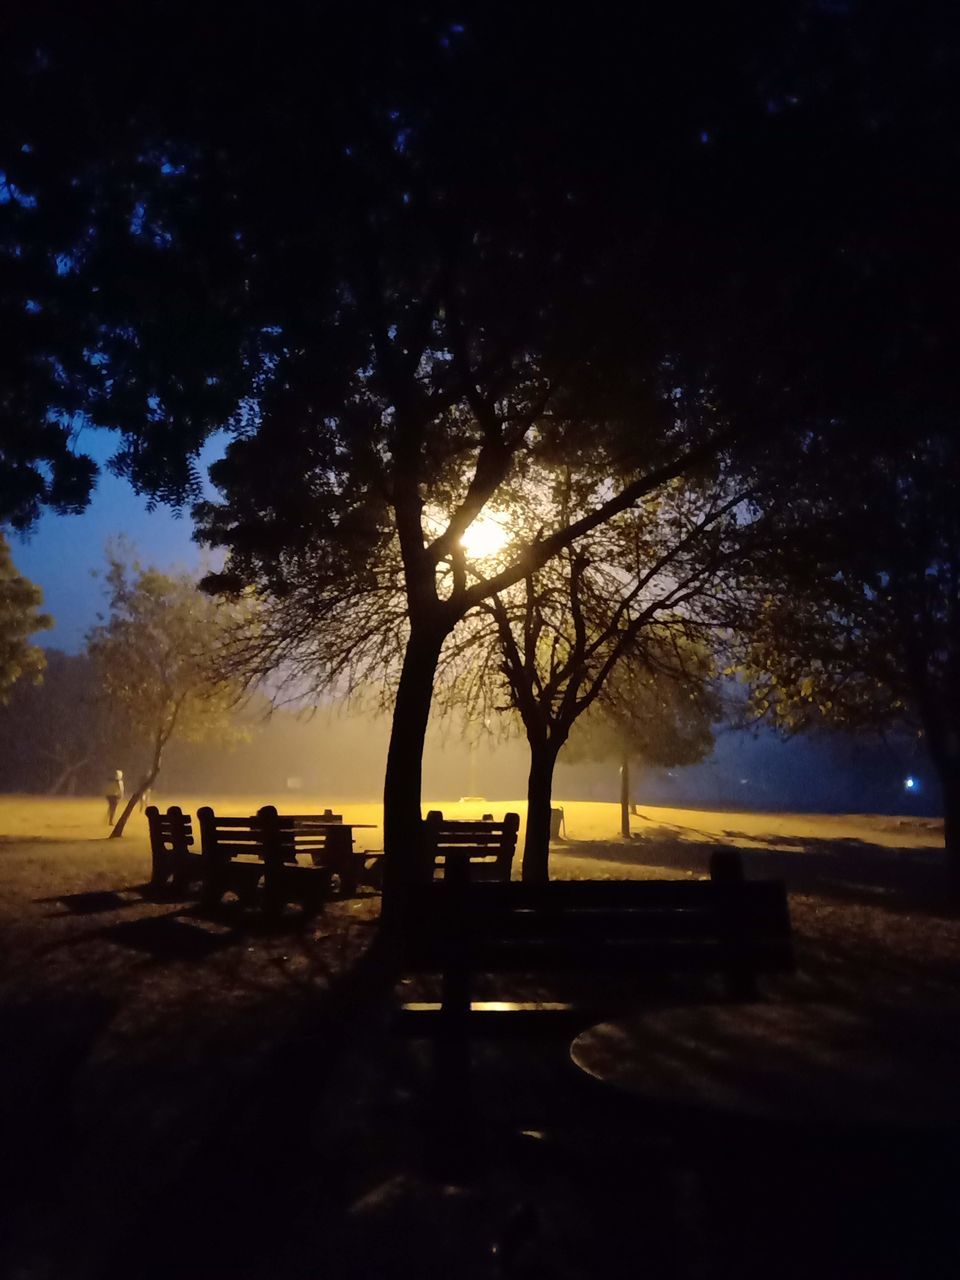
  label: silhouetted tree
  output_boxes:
[564,656,718,840]
[429,466,746,880]
[745,430,960,880]
[0,649,116,792]
[88,550,249,836]
[3,4,958,905]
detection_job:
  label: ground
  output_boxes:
[1,795,958,1279]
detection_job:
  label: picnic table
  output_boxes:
[303,820,380,894]
[196,807,382,911]
[570,1000,960,1134]
[570,1002,960,1276]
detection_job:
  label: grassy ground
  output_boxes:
[1,795,958,1279]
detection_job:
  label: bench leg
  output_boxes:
[200,880,221,910]
[425,963,477,1178]
[302,871,332,919]
[170,851,195,897]
[338,856,360,898]
[428,1025,475,1180]
[150,849,172,890]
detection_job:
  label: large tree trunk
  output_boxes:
[382,624,448,918]
[940,766,960,890]
[522,741,560,885]
[619,749,631,839]
[920,713,960,890]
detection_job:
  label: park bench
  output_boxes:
[197,805,382,914]
[146,805,199,894]
[398,850,794,1035]
[421,810,520,883]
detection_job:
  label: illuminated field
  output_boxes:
[0,791,942,856]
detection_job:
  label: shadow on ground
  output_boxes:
[556,827,955,920]
[3,829,960,1279]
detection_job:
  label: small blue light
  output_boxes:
[904,776,917,791]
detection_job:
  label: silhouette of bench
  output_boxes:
[399,850,793,1033]
[197,806,382,913]
[146,805,199,893]
[197,805,335,916]
[421,810,520,883]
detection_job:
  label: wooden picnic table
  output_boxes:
[300,821,379,892]
[570,1002,960,1275]
[570,1000,960,1134]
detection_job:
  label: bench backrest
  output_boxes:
[405,851,792,975]
[196,806,343,863]
[145,804,193,852]
[422,810,520,883]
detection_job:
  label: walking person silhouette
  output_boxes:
[105,770,124,824]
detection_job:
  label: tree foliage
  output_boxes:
[0,533,50,702]
[0,649,116,791]
[565,656,719,775]
[742,429,960,873]
[87,550,249,835]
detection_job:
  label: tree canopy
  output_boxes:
[0,533,50,701]
[744,428,960,872]
[0,649,115,791]
[87,550,249,835]
[565,651,719,838]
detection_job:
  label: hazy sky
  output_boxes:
[12,431,225,652]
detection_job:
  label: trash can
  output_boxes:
[549,806,565,840]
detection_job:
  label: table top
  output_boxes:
[570,1001,960,1132]
[304,821,378,829]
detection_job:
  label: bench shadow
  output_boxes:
[91,909,243,960]
[36,887,156,916]
[55,893,352,963]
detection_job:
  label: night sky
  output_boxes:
[12,433,225,651]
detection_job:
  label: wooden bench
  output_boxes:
[146,805,199,893]
[399,850,793,1033]
[196,806,383,912]
[197,805,335,916]
[421,810,520,883]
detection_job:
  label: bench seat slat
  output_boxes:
[406,937,795,973]
[434,821,514,832]
[409,879,788,909]
[414,915,788,944]
[280,813,343,823]
[276,823,340,832]
[433,832,510,844]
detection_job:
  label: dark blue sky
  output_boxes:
[12,431,226,652]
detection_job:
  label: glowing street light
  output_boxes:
[904,775,918,792]
[460,512,510,560]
